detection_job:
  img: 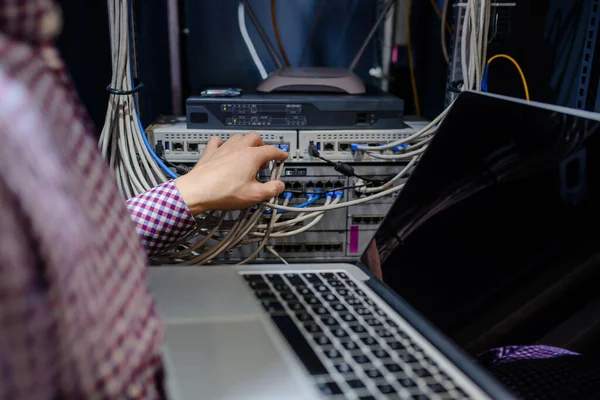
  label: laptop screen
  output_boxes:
[360,92,600,355]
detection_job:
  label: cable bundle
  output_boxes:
[99,0,176,199]
[99,0,496,265]
[459,0,491,91]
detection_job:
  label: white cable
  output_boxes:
[266,246,289,264]
[356,156,418,194]
[356,105,451,151]
[267,185,404,213]
[238,1,268,80]
[98,0,494,265]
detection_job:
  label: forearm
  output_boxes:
[126,180,197,256]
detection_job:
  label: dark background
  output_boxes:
[56,0,596,132]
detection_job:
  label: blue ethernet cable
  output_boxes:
[126,0,178,180]
[264,193,320,215]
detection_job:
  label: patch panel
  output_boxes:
[298,119,430,162]
[346,203,393,256]
[271,242,344,253]
[351,215,385,225]
[260,232,349,261]
[147,120,297,163]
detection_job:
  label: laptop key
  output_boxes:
[304,323,322,334]
[312,306,329,316]
[372,349,390,359]
[398,377,417,388]
[322,294,338,302]
[374,308,386,317]
[297,288,313,296]
[324,349,342,359]
[385,319,398,328]
[346,379,366,389]
[341,314,357,323]
[261,300,284,313]
[321,317,339,327]
[329,280,344,287]
[288,302,305,312]
[322,273,336,280]
[400,354,417,363]
[365,318,382,326]
[377,384,397,395]
[355,308,372,316]
[296,312,313,322]
[428,382,446,393]
[316,336,332,346]
[256,291,277,300]
[347,298,363,306]
[270,315,327,375]
[364,368,383,379]
[243,274,264,282]
[285,274,303,285]
[384,363,403,372]
[335,363,354,374]
[249,281,270,291]
[265,274,284,283]
[388,341,406,351]
[332,303,348,312]
[303,273,322,283]
[345,280,358,288]
[355,289,366,296]
[364,298,376,306]
[361,337,378,346]
[331,328,349,338]
[375,329,393,338]
[272,283,288,292]
[316,285,329,293]
[281,293,297,302]
[414,368,433,378]
[317,382,342,396]
[306,297,322,306]
[350,325,367,334]
[353,355,370,364]
[342,341,359,351]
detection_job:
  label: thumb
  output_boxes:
[252,180,285,202]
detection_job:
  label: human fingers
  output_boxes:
[252,145,289,168]
[241,131,265,147]
[204,136,223,153]
[225,134,244,146]
[198,136,223,164]
[248,180,286,203]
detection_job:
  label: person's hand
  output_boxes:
[174,132,288,215]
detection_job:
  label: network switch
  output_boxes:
[298,119,430,161]
[144,118,414,263]
[146,119,297,163]
[259,232,348,261]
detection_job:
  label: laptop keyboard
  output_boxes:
[242,271,473,400]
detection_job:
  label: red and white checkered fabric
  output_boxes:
[0,1,195,398]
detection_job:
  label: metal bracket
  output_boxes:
[575,0,600,110]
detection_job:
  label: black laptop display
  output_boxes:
[361,92,600,355]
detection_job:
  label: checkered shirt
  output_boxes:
[0,1,196,398]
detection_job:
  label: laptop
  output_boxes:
[149,91,600,400]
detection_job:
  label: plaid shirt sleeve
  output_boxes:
[126,180,197,256]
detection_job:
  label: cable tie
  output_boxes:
[106,81,145,95]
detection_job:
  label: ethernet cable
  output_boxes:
[101,0,499,265]
[238,1,269,79]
